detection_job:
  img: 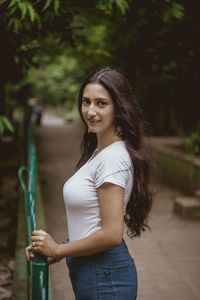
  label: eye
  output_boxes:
[98,100,107,107]
[82,98,90,105]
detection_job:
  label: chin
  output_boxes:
[90,129,98,133]
[88,126,100,133]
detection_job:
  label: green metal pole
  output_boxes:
[25,192,36,243]
[28,145,36,194]
[32,255,48,300]
[25,192,33,300]
[18,117,49,300]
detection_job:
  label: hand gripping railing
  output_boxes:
[18,124,48,300]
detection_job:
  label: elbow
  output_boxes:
[106,232,123,248]
[112,236,123,247]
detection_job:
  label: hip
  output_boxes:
[64,239,138,299]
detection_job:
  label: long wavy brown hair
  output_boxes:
[76,68,153,238]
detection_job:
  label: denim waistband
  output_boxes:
[63,238,130,261]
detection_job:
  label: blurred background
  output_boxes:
[1,0,200,136]
[0,1,200,299]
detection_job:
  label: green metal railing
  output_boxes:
[18,123,49,300]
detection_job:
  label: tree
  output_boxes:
[0,0,129,132]
[102,0,200,134]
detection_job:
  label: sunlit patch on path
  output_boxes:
[41,111,66,126]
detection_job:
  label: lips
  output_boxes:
[88,119,101,124]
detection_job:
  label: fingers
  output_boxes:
[29,252,35,260]
[31,236,44,242]
[31,241,42,252]
[29,230,57,258]
[31,230,46,243]
[26,245,32,250]
[25,245,35,261]
[31,240,42,247]
[32,229,46,236]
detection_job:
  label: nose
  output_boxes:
[88,104,96,117]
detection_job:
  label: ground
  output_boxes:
[35,110,200,300]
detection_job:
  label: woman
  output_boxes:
[26,68,152,299]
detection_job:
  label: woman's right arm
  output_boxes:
[30,182,124,260]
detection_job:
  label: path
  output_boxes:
[35,111,200,300]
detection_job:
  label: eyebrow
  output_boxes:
[82,96,108,101]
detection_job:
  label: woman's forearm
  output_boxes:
[55,228,122,260]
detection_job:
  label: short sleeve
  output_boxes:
[95,156,132,189]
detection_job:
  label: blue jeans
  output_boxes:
[64,239,138,300]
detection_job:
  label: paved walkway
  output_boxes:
[36,111,200,300]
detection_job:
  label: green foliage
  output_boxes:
[97,0,129,15]
[103,0,199,134]
[183,130,200,156]
[2,0,129,33]
[27,52,80,107]
[27,20,111,108]
[43,0,60,14]
[163,2,184,23]
[0,0,129,113]
[6,0,41,30]
[183,122,200,156]
[0,0,199,136]
[3,0,62,31]
[0,116,14,137]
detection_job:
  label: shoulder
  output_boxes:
[93,142,133,189]
[96,141,132,173]
[101,141,131,160]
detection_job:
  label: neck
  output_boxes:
[96,127,122,152]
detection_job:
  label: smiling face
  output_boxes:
[81,83,116,136]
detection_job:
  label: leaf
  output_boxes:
[163,2,184,23]
[8,0,17,8]
[7,17,21,31]
[99,0,113,11]
[18,1,27,19]
[97,0,129,15]
[7,4,17,16]
[8,18,14,28]
[172,3,184,19]
[115,0,129,15]
[54,0,60,14]
[27,3,34,22]
[43,0,52,11]
[2,117,14,133]
[0,0,8,4]
[0,116,14,137]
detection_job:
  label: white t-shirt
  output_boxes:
[63,141,133,242]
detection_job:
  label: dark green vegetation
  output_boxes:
[183,130,200,156]
[0,0,199,136]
